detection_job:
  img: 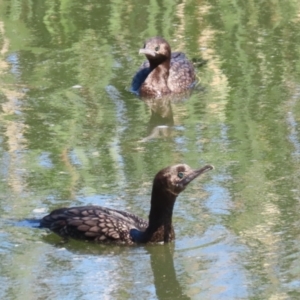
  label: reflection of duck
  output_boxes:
[131,37,195,97]
[148,244,191,300]
[40,164,213,244]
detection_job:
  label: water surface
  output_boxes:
[0,0,300,299]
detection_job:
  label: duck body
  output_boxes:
[131,37,196,98]
[40,164,213,245]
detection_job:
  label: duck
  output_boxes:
[40,164,213,244]
[131,37,196,98]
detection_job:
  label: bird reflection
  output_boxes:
[40,232,191,299]
[146,244,191,300]
[141,97,174,142]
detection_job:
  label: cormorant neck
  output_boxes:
[141,59,171,96]
[149,188,175,226]
[130,182,177,243]
[149,56,170,70]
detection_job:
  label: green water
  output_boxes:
[0,0,300,299]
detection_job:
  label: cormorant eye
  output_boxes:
[177,172,184,179]
[155,46,160,51]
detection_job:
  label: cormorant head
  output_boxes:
[139,36,171,64]
[153,164,214,196]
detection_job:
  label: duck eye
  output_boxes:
[177,172,184,179]
[155,46,160,51]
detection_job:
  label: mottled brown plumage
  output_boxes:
[40,164,213,245]
[131,37,196,98]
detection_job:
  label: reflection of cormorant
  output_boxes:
[141,97,174,142]
[131,37,195,98]
[147,244,191,300]
[39,164,213,244]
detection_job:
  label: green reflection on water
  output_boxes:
[0,0,300,299]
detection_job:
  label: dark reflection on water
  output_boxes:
[142,97,174,142]
[43,235,193,299]
[38,233,193,299]
[42,234,191,299]
[147,244,191,300]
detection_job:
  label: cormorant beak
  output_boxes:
[180,165,214,187]
[139,48,157,57]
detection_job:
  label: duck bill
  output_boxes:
[181,165,214,186]
[139,48,157,57]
